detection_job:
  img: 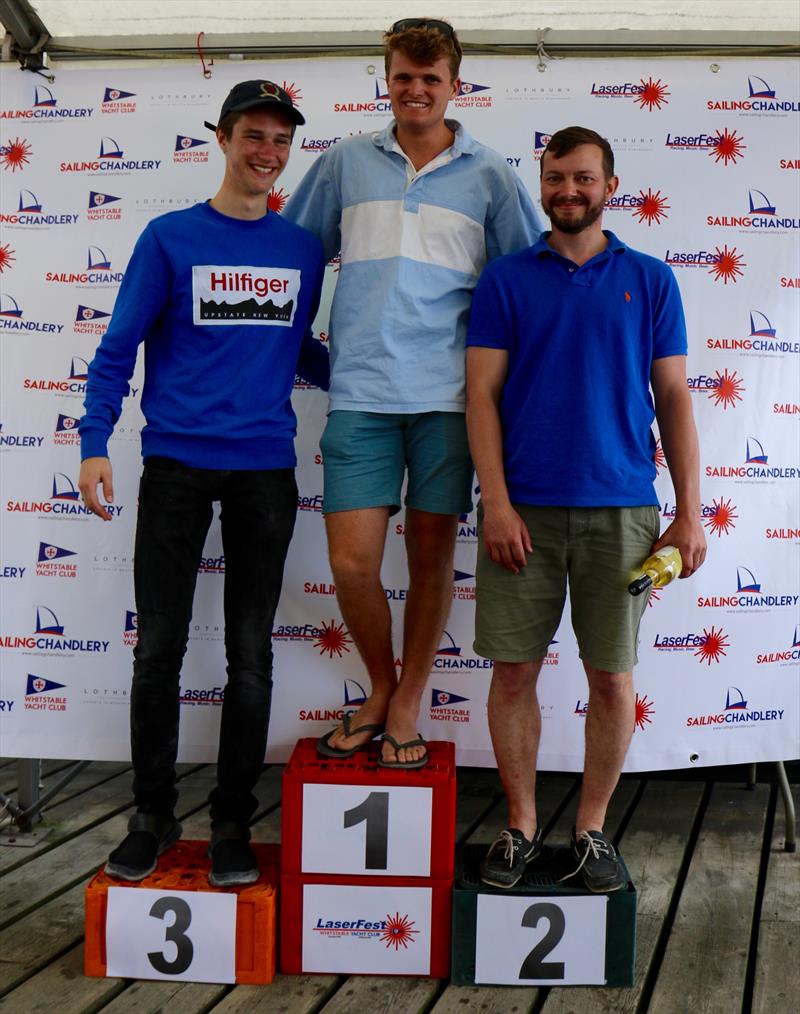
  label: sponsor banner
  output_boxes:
[0,57,797,770]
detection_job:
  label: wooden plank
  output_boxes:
[212,975,341,1013]
[0,943,125,1013]
[318,975,440,1014]
[752,783,800,1014]
[0,767,284,995]
[94,976,228,1013]
[430,773,610,1014]
[0,767,221,930]
[648,782,769,1014]
[0,762,135,873]
[542,779,705,1013]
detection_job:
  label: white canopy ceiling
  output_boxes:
[10,0,800,51]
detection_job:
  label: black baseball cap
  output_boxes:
[204,79,305,131]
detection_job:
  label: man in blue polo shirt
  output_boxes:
[466,126,706,891]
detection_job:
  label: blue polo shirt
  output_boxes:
[466,231,687,507]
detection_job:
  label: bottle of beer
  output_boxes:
[628,546,682,596]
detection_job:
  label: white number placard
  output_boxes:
[302,882,432,975]
[301,783,433,876]
[475,894,608,985]
[105,887,237,983]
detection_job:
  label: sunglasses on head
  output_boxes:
[388,18,455,37]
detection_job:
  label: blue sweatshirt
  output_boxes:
[80,201,328,470]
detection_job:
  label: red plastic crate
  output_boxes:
[282,737,456,879]
[85,840,280,984]
[280,871,452,977]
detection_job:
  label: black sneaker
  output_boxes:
[560,828,626,893]
[208,822,259,887]
[105,812,182,881]
[480,827,543,888]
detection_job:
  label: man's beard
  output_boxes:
[542,196,604,235]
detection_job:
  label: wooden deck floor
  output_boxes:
[0,757,796,1014]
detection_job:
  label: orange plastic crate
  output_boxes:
[85,839,280,984]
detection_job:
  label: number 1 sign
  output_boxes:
[301,783,433,876]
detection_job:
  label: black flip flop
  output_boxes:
[316,712,385,758]
[378,732,428,770]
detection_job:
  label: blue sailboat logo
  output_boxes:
[436,631,462,657]
[725,687,747,711]
[88,246,111,270]
[736,566,760,593]
[748,189,776,215]
[745,437,767,464]
[748,76,775,98]
[35,605,64,636]
[749,310,775,338]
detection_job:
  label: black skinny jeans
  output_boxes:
[130,456,297,825]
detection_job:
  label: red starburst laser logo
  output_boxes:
[695,626,729,666]
[282,81,303,103]
[710,129,746,167]
[634,692,655,731]
[0,243,16,273]
[313,619,352,658]
[635,77,670,111]
[654,438,666,475]
[708,368,745,410]
[646,586,662,608]
[633,187,670,226]
[709,245,745,285]
[380,912,420,950]
[0,137,32,172]
[267,187,288,213]
[705,497,738,537]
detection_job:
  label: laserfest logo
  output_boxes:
[634,692,655,731]
[664,246,746,284]
[664,127,746,166]
[272,618,352,658]
[0,242,16,272]
[605,188,670,225]
[652,626,729,664]
[0,137,32,171]
[686,368,745,409]
[590,76,670,110]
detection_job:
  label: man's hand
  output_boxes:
[652,514,706,578]
[78,457,114,521]
[482,502,533,574]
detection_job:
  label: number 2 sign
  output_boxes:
[474,894,608,985]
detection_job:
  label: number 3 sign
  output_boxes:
[105,887,237,983]
[475,894,608,985]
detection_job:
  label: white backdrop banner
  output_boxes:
[1,56,798,770]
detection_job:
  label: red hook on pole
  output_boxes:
[196,31,213,78]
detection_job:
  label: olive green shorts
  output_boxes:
[474,503,660,672]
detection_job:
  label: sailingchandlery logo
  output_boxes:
[686,687,785,728]
[192,265,300,326]
[1,84,93,121]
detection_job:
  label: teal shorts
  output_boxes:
[320,410,474,516]
[474,504,661,673]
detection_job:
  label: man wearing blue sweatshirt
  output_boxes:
[286,19,541,768]
[78,81,328,886]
